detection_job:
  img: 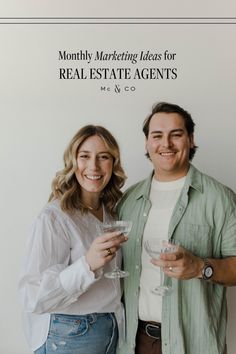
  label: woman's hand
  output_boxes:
[85,231,127,272]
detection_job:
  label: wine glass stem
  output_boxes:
[160,267,164,287]
[113,255,119,271]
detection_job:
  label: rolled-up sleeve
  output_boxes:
[18,211,99,314]
[221,190,236,257]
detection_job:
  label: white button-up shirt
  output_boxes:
[18,200,123,351]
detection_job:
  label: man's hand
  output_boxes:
[151,246,203,280]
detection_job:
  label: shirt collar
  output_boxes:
[185,164,203,193]
[135,164,203,200]
[135,171,154,200]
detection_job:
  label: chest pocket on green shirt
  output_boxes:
[173,223,212,258]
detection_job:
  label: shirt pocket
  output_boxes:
[173,223,212,258]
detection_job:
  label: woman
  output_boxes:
[19,125,127,354]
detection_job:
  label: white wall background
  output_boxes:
[1,0,236,17]
[0,7,236,354]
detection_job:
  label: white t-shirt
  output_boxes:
[139,176,186,322]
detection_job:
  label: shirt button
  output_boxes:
[135,265,139,269]
[137,238,140,243]
[143,213,147,217]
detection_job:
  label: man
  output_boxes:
[118,102,236,354]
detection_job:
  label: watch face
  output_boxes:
[205,266,213,278]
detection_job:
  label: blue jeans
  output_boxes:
[34,312,118,354]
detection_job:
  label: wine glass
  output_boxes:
[98,220,132,278]
[144,238,178,296]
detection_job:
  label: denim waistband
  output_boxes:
[51,312,115,324]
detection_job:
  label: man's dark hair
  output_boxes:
[143,102,198,160]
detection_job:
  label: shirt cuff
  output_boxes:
[59,256,102,295]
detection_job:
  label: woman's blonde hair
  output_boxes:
[49,125,126,215]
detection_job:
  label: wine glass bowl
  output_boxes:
[144,239,162,260]
[100,220,132,237]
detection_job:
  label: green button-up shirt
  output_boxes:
[118,164,236,354]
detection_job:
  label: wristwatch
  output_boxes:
[201,258,214,280]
